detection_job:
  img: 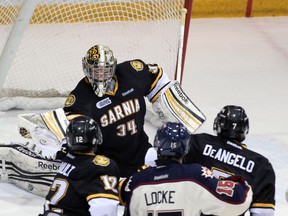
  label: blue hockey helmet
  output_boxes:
[66,115,103,152]
[154,122,191,158]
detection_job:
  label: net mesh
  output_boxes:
[0,0,184,101]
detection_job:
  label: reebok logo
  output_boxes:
[96,98,112,109]
[14,145,38,158]
[173,84,188,103]
[122,88,134,96]
[154,174,169,180]
[38,161,60,170]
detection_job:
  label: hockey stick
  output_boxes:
[176,8,187,83]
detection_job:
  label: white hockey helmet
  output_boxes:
[82,45,117,97]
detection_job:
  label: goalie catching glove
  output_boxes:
[17,108,70,159]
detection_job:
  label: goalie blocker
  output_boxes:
[0,143,60,197]
[152,81,206,133]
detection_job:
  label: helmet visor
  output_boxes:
[89,66,113,82]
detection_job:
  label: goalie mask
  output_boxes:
[213,105,249,142]
[82,45,117,97]
[66,116,103,152]
[154,122,190,158]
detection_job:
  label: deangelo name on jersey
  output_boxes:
[203,144,255,173]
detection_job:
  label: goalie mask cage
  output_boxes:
[0,0,191,110]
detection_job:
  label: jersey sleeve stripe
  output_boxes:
[86,193,119,202]
[118,178,127,205]
[149,66,163,92]
[150,82,169,103]
[251,202,275,209]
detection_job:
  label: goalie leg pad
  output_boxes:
[0,143,60,197]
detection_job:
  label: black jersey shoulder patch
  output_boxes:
[93,155,110,167]
[64,94,76,107]
[130,61,144,71]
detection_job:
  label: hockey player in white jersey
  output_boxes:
[119,122,253,216]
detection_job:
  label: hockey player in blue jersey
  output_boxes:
[119,122,253,216]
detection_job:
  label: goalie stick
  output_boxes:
[175,8,187,83]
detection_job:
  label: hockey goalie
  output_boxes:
[0,45,206,197]
[1,81,205,197]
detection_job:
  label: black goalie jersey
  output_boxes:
[64,59,169,177]
[184,133,275,215]
[42,153,120,216]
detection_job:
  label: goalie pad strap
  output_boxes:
[161,81,206,133]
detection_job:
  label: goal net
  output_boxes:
[0,0,190,110]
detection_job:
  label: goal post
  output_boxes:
[0,0,192,110]
[0,0,38,90]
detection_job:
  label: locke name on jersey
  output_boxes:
[144,190,176,206]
